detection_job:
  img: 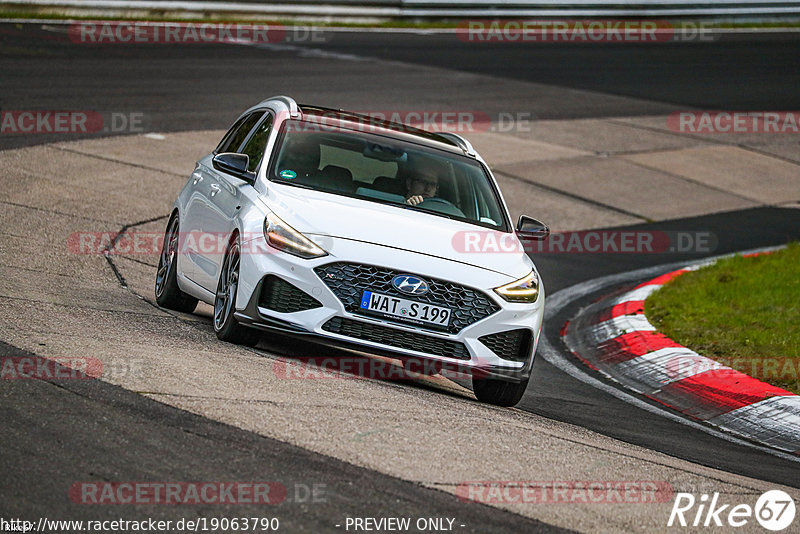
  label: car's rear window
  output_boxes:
[268,120,509,231]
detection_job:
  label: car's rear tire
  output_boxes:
[472,376,529,407]
[155,214,198,313]
[214,237,260,347]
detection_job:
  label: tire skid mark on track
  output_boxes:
[0,198,117,225]
[102,213,169,289]
[51,144,188,178]
[492,169,651,222]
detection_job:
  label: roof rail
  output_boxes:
[438,132,476,158]
[266,95,300,118]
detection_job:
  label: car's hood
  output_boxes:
[263,184,533,279]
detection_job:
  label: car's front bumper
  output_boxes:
[234,235,544,382]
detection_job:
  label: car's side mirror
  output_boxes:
[212,152,256,184]
[516,215,550,240]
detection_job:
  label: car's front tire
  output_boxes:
[472,376,529,407]
[155,214,198,313]
[214,236,261,347]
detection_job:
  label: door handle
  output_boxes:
[209,183,221,196]
[192,174,203,185]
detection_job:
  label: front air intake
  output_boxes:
[258,276,323,313]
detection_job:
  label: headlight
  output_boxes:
[494,270,539,303]
[264,212,327,259]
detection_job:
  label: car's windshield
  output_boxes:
[268,120,508,230]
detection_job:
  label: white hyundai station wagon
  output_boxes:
[155,96,549,406]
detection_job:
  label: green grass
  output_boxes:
[645,243,800,394]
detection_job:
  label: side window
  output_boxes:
[215,114,250,153]
[215,111,265,154]
[240,113,274,172]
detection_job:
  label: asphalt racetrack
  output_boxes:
[1,22,799,531]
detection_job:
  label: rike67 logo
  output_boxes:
[668,490,796,530]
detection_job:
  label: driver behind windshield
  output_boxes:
[405,170,440,206]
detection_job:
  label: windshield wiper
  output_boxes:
[271,179,315,190]
[400,204,456,221]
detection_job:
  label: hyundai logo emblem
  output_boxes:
[392,275,429,296]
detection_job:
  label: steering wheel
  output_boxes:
[417,197,465,217]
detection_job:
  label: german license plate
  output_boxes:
[359,291,451,328]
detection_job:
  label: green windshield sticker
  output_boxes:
[279,169,297,179]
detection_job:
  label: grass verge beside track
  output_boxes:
[646,243,800,394]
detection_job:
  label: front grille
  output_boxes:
[322,317,471,360]
[479,329,532,362]
[258,275,322,313]
[314,262,499,334]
